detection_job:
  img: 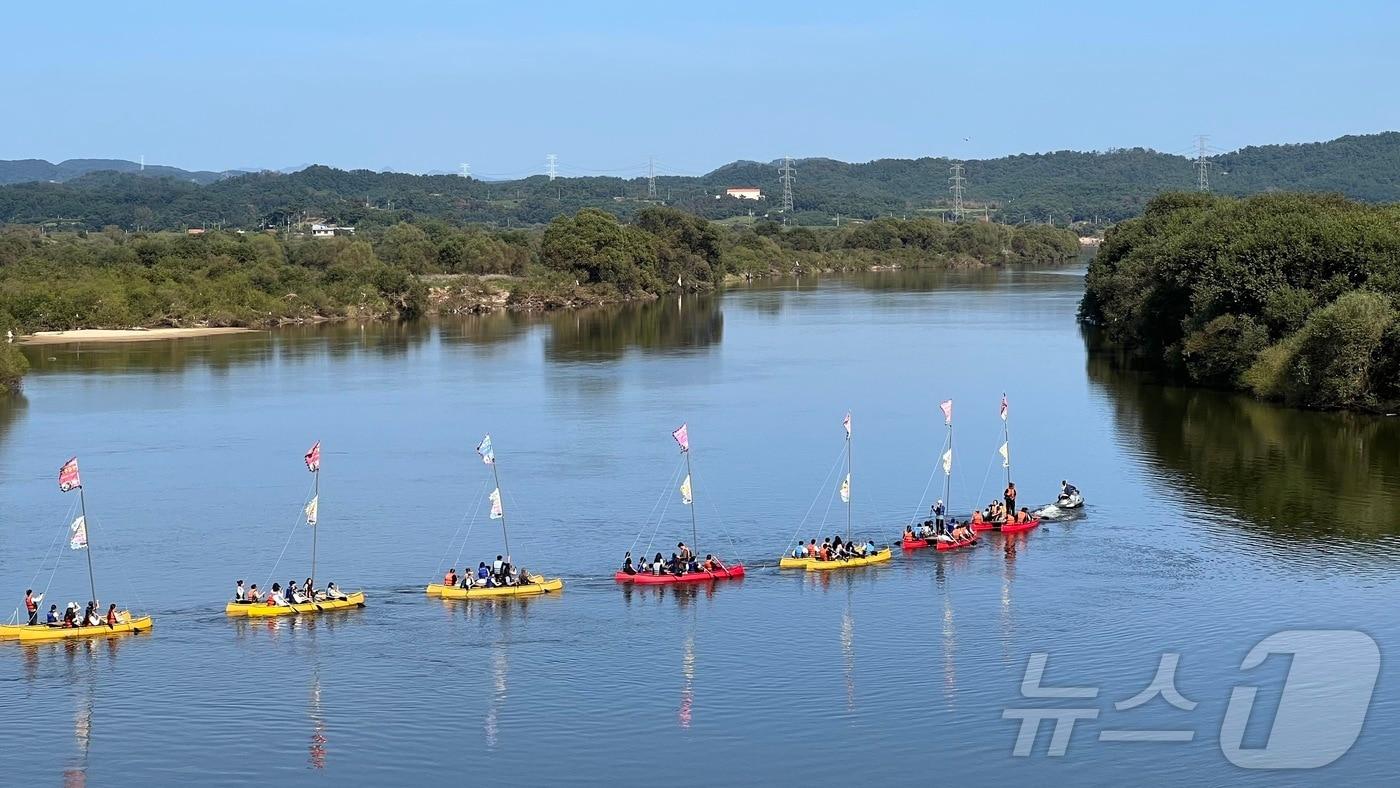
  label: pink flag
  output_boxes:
[940,399,953,425]
[1000,394,1008,422]
[843,411,851,437]
[58,457,82,492]
[672,423,689,453]
[304,441,321,472]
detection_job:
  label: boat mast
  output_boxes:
[684,448,699,554]
[492,459,512,561]
[78,486,97,606]
[845,418,852,543]
[943,415,953,524]
[310,465,319,593]
[1002,392,1013,487]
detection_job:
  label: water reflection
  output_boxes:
[544,295,722,363]
[486,641,508,749]
[0,394,24,452]
[679,632,695,729]
[308,669,327,770]
[1088,350,1400,539]
[840,594,855,713]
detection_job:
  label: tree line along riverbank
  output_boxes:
[0,206,1079,394]
[1081,192,1400,413]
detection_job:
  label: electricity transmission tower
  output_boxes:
[648,156,657,199]
[459,163,470,178]
[949,162,966,220]
[778,156,795,214]
[546,153,558,181]
[1195,135,1211,192]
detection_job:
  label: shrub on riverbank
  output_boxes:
[0,343,27,394]
[1081,192,1400,410]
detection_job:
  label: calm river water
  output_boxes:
[2,269,1397,786]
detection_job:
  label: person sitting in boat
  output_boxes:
[492,555,505,580]
[444,568,458,587]
[475,562,490,586]
[45,604,59,625]
[234,580,246,603]
[904,525,918,543]
[701,554,721,572]
[325,583,347,601]
[678,542,694,563]
[805,539,817,557]
[832,535,846,557]
[933,524,956,543]
[303,578,317,600]
[1017,507,1032,523]
[62,604,78,628]
[105,604,119,628]
[970,509,985,527]
[81,602,99,627]
[246,584,261,603]
[268,583,287,606]
[792,544,806,558]
[622,552,637,575]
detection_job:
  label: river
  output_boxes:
[2,269,1396,786]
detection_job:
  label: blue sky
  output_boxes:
[5,1,1398,176]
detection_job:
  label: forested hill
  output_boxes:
[3,132,1398,230]
[0,158,241,186]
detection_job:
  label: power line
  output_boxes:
[1194,134,1211,192]
[546,153,558,181]
[778,156,795,214]
[949,162,966,220]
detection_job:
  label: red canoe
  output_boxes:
[615,565,746,584]
[971,518,1041,533]
[902,536,979,551]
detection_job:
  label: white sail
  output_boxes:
[839,473,851,503]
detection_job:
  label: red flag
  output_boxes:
[999,394,1008,422]
[58,457,82,492]
[304,441,321,472]
[940,399,953,425]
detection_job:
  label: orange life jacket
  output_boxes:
[444,572,456,585]
[25,594,37,613]
[971,511,984,523]
[106,610,117,626]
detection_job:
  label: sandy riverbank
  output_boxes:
[19,327,256,345]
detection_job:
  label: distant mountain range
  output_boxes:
[3,132,1398,229]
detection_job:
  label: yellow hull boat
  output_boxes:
[426,577,563,599]
[802,548,893,571]
[11,613,152,642]
[779,555,815,569]
[225,591,366,617]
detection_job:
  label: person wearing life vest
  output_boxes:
[45,604,59,625]
[247,584,261,603]
[105,603,119,628]
[805,539,817,557]
[678,542,694,563]
[971,510,985,526]
[62,604,78,628]
[1004,483,1017,516]
[24,589,42,625]
[444,568,458,587]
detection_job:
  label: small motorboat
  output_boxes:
[1056,492,1084,509]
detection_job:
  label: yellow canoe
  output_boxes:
[779,555,814,569]
[13,613,152,642]
[803,548,893,572]
[426,576,563,599]
[226,591,366,618]
[0,623,32,640]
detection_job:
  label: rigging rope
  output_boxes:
[261,475,319,594]
[439,477,490,577]
[783,442,848,554]
[629,457,684,558]
[640,457,685,561]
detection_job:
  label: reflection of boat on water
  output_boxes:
[308,669,327,769]
[485,641,508,749]
[841,597,856,712]
[427,435,563,600]
[3,458,153,643]
[679,632,695,728]
[226,442,366,618]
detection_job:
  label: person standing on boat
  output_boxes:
[933,500,946,533]
[1004,483,1017,517]
[678,542,694,564]
[24,589,42,625]
[105,604,119,628]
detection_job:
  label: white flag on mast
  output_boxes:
[941,449,953,476]
[679,474,692,505]
[304,496,319,526]
[69,516,87,550]
[489,487,504,519]
[839,473,851,503]
[999,442,1010,468]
